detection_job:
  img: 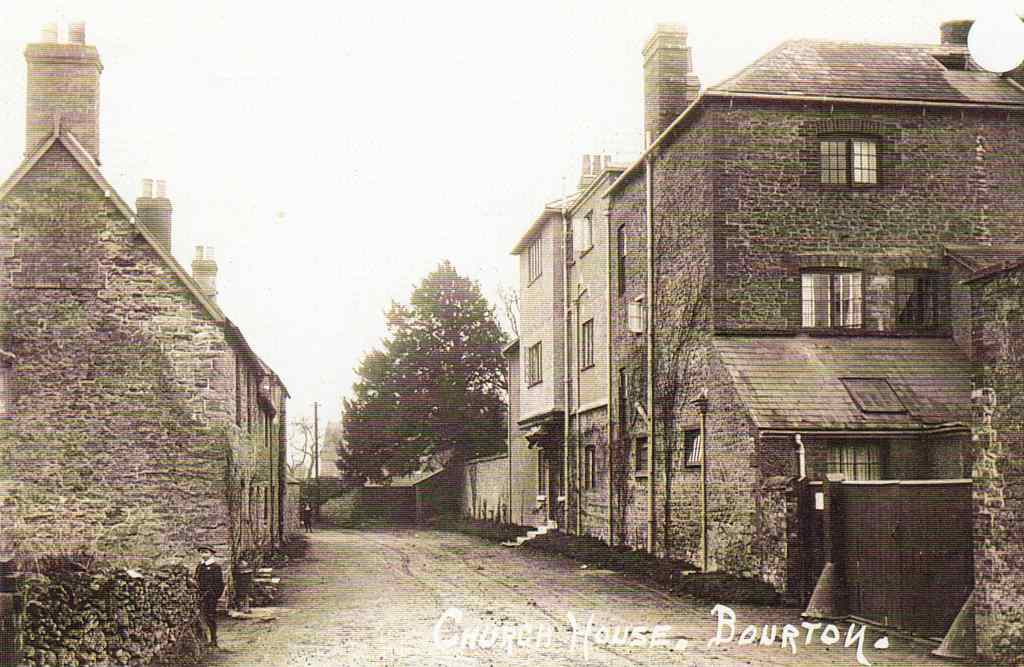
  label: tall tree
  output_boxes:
[342,261,507,481]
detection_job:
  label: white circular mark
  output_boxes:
[968,10,1024,73]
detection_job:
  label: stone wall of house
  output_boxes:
[0,142,273,565]
[969,269,1024,661]
[570,406,610,541]
[706,99,1024,332]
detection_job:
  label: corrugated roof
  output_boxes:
[710,40,1024,106]
[713,336,975,431]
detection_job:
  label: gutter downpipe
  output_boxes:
[605,204,615,544]
[644,151,656,554]
[795,434,807,480]
[694,391,709,571]
[562,209,572,532]
[507,354,513,524]
[575,287,583,535]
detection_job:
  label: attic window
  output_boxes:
[841,378,907,414]
[932,53,968,70]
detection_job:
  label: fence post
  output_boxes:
[0,558,22,667]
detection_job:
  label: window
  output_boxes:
[580,319,594,369]
[841,378,906,414]
[527,342,543,386]
[634,437,648,475]
[618,368,630,435]
[527,239,542,282]
[584,446,596,489]
[684,429,702,467]
[820,137,878,186]
[565,220,574,264]
[0,353,14,419]
[580,212,593,252]
[801,271,862,328]
[617,225,628,295]
[827,442,885,480]
[628,297,646,334]
[896,270,948,328]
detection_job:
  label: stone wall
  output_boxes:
[968,268,1024,661]
[706,99,1024,332]
[18,564,202,667]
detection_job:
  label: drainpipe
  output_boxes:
[507,355,513,524]
[644,153,656,554]
[575,286,583,535]
[562,210,572,531]
[795,434,807,480]
[605,205,614,545]
[693,389,709,571]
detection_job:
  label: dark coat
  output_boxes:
[195,561,225,601]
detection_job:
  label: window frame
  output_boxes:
[683,429,702,468]
[634,436,648,477]
[895,269,949,330]
[826,441,887,481]
[801,269,864,329]
[583,445,596,490]
[819,134,881,188]
[580,318,595,370]
[579,211,594,254]
[527,238,543,283]
[628,297,646,334]
[526,342,543,387]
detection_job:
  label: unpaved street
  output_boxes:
[207,529,959,667]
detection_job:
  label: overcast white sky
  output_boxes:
[0,1,1018,453]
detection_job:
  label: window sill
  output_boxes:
[579,363,596,372]
[634,471,649,479]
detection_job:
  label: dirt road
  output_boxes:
[207,528,959,667]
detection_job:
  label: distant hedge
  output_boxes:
[18,564,204,667]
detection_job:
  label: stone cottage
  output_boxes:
[0,23,289,566]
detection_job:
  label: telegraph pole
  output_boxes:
[313,402,320,520]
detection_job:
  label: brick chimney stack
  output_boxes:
[192,246,218,302]
[940,19,973,46]
[136,179,172,252]
[643,23,700,145]
[25,21,103,162]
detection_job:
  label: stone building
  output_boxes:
[601,18,1024,656]
[0,24,289,566]
[493,17,1024,658]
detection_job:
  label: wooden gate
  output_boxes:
[838,480,973,638]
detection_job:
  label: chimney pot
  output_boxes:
[581,155,592,176]
[141,178,154,198]
[940,19,973,46]
[155,179,167,198]
[41,23,58,44]
[195,246,204,260]
[68,22,86,45]
[192,245,219,303]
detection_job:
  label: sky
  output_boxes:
[0,0,1018,460]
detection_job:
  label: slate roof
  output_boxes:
[710,40,1024,106]
[712,336,975,431]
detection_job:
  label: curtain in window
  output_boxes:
[827,442,884,480]
[802,273,831,327]
[833,272,862,327]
